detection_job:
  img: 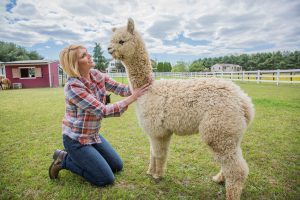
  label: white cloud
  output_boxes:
[0,0,299,61]
[13,3,38,16]
[147,16,182,40]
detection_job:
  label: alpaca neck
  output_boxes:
[123,47,152,89]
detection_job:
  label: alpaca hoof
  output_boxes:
[153,175,163,183]
[212,174,225,184]
[152,174,162,183]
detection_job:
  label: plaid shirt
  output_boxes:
[62,69,131,144]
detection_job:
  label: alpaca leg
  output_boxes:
[148,134,172,179]
[200,115,248,200]
[147,147,156,175]
[222,148,249,200]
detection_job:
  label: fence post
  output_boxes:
[242,71,245,82]
[257,70,260,83]
[276,69,280,86]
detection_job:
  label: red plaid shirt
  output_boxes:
[62,69,131,144]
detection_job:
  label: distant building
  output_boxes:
[106,59,118,73]
[106,59,156,72]
[211,63,242,72]
[4,60,59,88]
[0,62,5,78]
[106,59,125,73]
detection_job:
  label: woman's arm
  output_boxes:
[66,82,128,118]
[104,74,132,97]
[66,81,150,118]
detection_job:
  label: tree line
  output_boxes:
[145,51,300,72]
[191,51,300,71]
[177,51,300,72]
[0,41,43,61]
[1,41,299,72]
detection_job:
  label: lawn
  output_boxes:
[0,81,299,200]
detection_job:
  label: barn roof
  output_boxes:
[4,60,58,66]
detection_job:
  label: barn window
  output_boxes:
[20,67,35,79]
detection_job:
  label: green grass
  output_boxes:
[0,82,299,200]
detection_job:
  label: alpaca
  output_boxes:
[108,18,254,200]
[0,77,11,90]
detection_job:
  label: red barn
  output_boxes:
[4,60,59,88]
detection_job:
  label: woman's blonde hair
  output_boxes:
[59,44,86,77]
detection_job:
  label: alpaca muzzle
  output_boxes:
[107,47,114,55]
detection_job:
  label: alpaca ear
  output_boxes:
[112,27,116,32]
[127,18,135,34]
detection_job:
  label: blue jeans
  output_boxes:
[61,134,123,186]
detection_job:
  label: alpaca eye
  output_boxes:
[119,40,125,45]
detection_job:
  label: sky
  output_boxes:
[1,0,300,64]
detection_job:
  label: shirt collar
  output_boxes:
[89,71,100,83]
[78,70,101,86]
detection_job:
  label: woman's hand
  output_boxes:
[125,83,151,105]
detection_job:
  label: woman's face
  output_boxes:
[77,48,95,71]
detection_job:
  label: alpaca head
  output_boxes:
[108,18,141,61]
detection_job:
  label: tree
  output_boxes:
[151,59,157,71]
[27,50,42,60]
[157,62,164,72]
[163,62,172,72]
[93,43,107,72]
[0,41,43,61]
[189,60,207,72]
[172,61,188,72]
[157,62,172,72]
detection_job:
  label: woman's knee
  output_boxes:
[93,173,115,187]
[113,160,123,172]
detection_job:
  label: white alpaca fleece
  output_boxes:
[136,77,254,136]
[108,18,254,200]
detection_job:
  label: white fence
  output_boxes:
[107,69,300,85]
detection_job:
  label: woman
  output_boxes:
[49,44,150,187]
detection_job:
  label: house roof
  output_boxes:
[4,60,58,66]
[211,63,242,68]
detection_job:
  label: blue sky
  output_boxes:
[1,0,299,64]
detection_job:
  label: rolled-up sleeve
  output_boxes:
[66,82,129,118]
[104,74,132,97]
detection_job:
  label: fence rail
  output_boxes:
[107,69,300,85]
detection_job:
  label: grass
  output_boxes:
[0,81,299,200]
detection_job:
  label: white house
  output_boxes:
[106,59,117,73]
[211,63,242,72]
[105,59,125,73]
